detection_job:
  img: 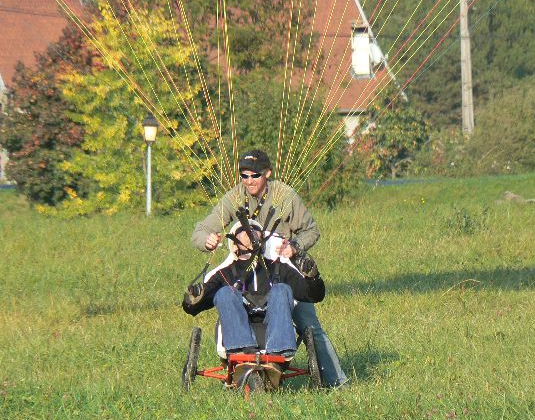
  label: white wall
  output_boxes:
[0,72,8,182]
[343,115,361,143]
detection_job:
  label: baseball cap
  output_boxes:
[238,150,272,173]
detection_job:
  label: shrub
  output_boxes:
[445,206,489,235]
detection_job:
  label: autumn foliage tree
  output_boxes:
[1,26,93,205]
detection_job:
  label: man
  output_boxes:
[183,221,325,359]
[191,149,348,388]
[193,150,319,257]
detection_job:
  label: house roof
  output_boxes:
[315,0,391,112]
[0,0,83,86]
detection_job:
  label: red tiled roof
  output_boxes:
[0,0,83,85]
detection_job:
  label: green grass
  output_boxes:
[1,174,534,419]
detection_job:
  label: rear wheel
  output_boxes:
[303,327,322,388]
[182,327,202,390]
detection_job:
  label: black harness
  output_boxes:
[244,187,268,221]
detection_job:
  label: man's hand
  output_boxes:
[275,238,296,259]
[205,233,222,250]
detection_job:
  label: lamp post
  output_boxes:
[143,113,158,216]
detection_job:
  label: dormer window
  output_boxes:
[350,23,372,79]
[350,22,384,79]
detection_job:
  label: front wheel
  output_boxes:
[303,327,322,388]
[247,371,265,393]
[182,327,202,390]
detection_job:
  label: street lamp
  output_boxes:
[143,113,158,216]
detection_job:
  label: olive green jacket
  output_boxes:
[191,180,320,252]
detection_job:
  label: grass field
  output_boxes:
[1,174,534,419]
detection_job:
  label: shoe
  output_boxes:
[263,362,284,389]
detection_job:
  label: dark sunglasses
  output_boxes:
[240,172,263,180]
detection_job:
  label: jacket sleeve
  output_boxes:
[279,263,325,303]
[191,191,237,252]
[182,274,223,316]
[287,192,320,252]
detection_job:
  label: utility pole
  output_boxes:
[460,0,474,135]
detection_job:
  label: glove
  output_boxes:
[183,282,205,306]
[289,240,304,258]
[294,253,319,278]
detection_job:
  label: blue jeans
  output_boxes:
[293,302,348,387]
[213,284,297,354]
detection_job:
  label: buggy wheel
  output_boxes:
[303,327,322,388]
[247,371,265,393]
[182,327,202,390]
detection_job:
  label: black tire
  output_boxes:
[247,371,265,393]
[303,327,322,388]
[182,327,202,390]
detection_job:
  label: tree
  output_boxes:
[374,0,535,126]
[185,0,316,74]
[50,2,213,216]
[358,87,430,179]
[1,26,93,205]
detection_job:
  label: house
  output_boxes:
[0,0,83,181]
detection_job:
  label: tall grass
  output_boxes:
[1,174,534,419]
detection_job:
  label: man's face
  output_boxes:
[240,169,271,197]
